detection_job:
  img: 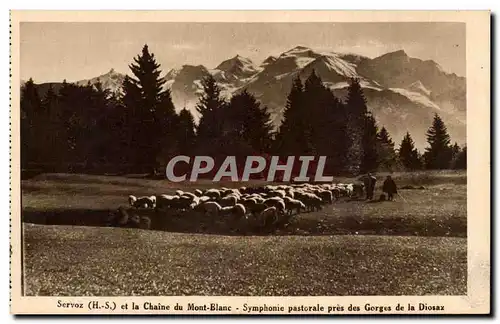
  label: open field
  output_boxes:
[20,170,467,296]
[23,224,466,296]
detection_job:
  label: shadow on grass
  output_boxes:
[22,207,467,238]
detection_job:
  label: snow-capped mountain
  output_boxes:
[32,46,466,150]
[76,68,125,94]
[161,46,466,149]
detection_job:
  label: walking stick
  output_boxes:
[397,192,409,203]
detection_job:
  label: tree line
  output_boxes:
[20,44,466,177]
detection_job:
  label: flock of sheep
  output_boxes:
[107,182,365,233]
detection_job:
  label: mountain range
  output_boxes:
[28,46,466,150]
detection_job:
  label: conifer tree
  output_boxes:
[177,108,197,155]
[121,44,176,173]
[450,142,461,168]
[39,85,60,166]
[20,78,41,168]
[452,146,467,170]
[398,132,422,170]
[345,78,368,175]
[195,74,227,153]
[302,71,349,174]
[360,112,379,173]
[376,126,397,170]
[226,90,274,154]
[423,113,453,169]
[276,75,311,155]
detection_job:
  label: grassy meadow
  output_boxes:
[21,170,467,296]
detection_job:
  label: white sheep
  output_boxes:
[316,189,333,204]
[268,190,286,199]
[199,201,222,218]
[199,196,211,203]
[128,195,155,209]
[205,188,222,200]
[258,206,278,228]
[181,192,197,200]
[283,196,306,215]
[264,197,286,213]
[155,194,176,210]
[232,203,246,218]
[219,195,238,207]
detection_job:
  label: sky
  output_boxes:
[20,22,465,83]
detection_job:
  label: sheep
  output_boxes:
[219,203,246,218]
[301,193,323,212]
[264,197,286,214]
[128,195,155,209]
[345,184,354,197]
[169,195,195,211]
[257,206,278,229]
[220,206,235,216]
[199,201,222,218]
[181,192,197,200]
[267,190,286,199]
[155,194,177,210]
[247,202,268,215]
[219,195,238,207]
[316,190,333,204]
[353,183,364,197]
[241,197,257,209]
[222,188,241,198]
[232,203,246,219]
[107,206,130,227]
[205,189,222,200]
[285,189,295,199]
[331,187,341,200]
[198,195,212,203]
[283,196,306,215]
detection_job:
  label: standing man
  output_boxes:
[382,175,398,201]
[358,173,377,200]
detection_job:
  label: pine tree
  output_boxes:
[177,108,197,155]
[376,126,397,171]
[303,71,327,155]
[20,78,42,168]
[225,90,274,154]
[121,44,176,173]
[276,75,311,155]
[450,142,461,168]
[398,132,422,170]
[39,85,60,166]
[345,78,368,175]
[452,146,467,169]
[195,74,227,154]
[360,112,379,173]
[302,71,349,174]
[423,113,453,169]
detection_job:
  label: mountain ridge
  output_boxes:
[28,46,466,150]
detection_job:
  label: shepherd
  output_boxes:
[358,173,377,200]
[382,175,398,201]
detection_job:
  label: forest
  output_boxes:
[20,45,467,178]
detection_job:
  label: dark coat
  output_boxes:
[358,175,377,191]
[382,178,397,194]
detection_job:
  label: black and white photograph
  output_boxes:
[9,10,490,315]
